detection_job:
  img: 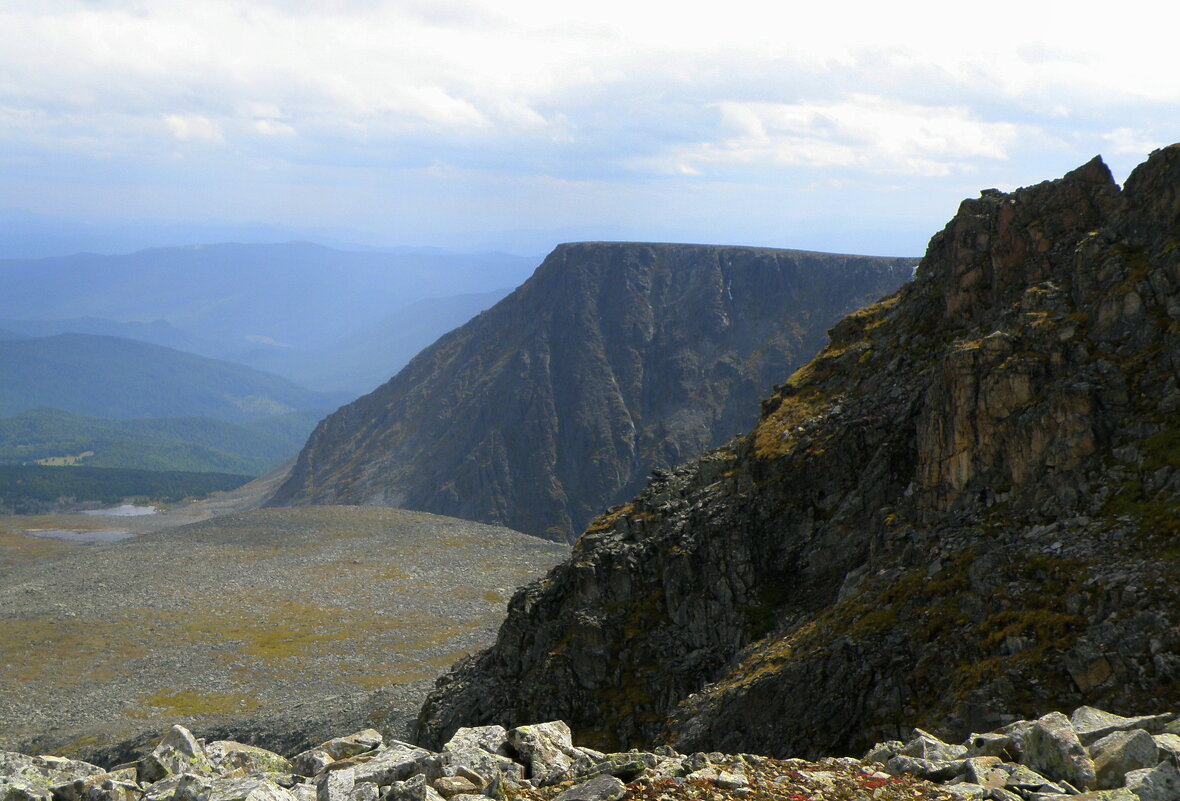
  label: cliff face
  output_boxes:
[267,243,913,541]
[416,148,1180,758]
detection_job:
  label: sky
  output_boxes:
[2,0,1178,257]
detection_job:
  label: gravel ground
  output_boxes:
[0,504,568,761]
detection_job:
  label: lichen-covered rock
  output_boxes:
[551,775,625,801]
[315,767,353,801]
[440,727,522,784]
[351,746,436,787]
[1070,707,1176,746]
[207,778,296,801]
[1089,729,1157,789]
[383,775,443,801]
[507,723,580,786]
[139,726,215,784]
[1123,761,1180,801]
[205,743,293,777]
[0,753,105,801]
[1021,712,1096,790]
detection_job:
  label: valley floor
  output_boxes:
[0,502,567,761]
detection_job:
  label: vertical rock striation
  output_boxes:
[268,243,913,541]
[416,148,1180,759]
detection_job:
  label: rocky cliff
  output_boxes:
[416,147,1180,760]
[267,244,913,541]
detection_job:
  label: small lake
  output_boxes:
[81,504,158,517]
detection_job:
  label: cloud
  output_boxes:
[163,114,224,143]
[637,96,1020,178]
[1,0,1179,252]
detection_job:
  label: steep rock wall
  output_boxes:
[416,149,1180,759]
[268,244,913,541]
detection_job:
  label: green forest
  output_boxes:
[0,465,250,514]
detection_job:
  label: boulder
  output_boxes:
[899,729,968,762]
[352,747,437,787]
[507,723,580,786]
[383,775,443,801]
[315,768,353,801]
[1021,711,1096,790]
[1123,762,1180,801]
[205,743,292,777]
[551,775,625,801]
[430,777,478,799]
[1070,707,1176,746]
[1089,729,1158,790]
[207,778,296,801]
[139,726,215,784]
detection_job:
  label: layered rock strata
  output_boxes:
[268,244,913,541]
[416,147,1180,757]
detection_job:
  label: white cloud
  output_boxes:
[641,96,1020,178]
[163,114,224,143]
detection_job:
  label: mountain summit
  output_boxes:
[416,148,1180,758]
[267,243,913,540]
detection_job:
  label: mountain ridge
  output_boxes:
[415,147,1180,759]
[268,242,914,540]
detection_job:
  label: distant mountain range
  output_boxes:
[0,242,534,350]
[232,288,513,394]
[269,242,915,540]
[0,333,346,421]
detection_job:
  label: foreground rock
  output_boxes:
[0,719,967,801]
[417,146,1180,756]
[6,708,1178,801]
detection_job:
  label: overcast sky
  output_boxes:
[2,0,1177,256]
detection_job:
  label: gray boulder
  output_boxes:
[507,723,580,786]
[352,747,436,787]
[1123,762,1180,801]
[899,729,967,762]
[383,775,443,801]
[1090,729,1158,790]
[205,743,292,777]
[1070,708,1176,746]
[315,768,353,801]
[207,778,296,801]
[1021,711,1096,790]
[139,726,215,784]
[551,775,625,801]
[2,754,106,801]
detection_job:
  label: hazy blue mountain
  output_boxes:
[0,242,536,352]
[235,288,513,393]
[0,317,216,355]
[0,210,395,259]
[0,408,321,476]
[0,333,346,421]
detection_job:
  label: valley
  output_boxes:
[0,502,567,763]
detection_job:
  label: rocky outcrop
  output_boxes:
[267,244,914,541]
[416,147,1180,757]
[7,708,1179,801]
[0,718,984,801]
